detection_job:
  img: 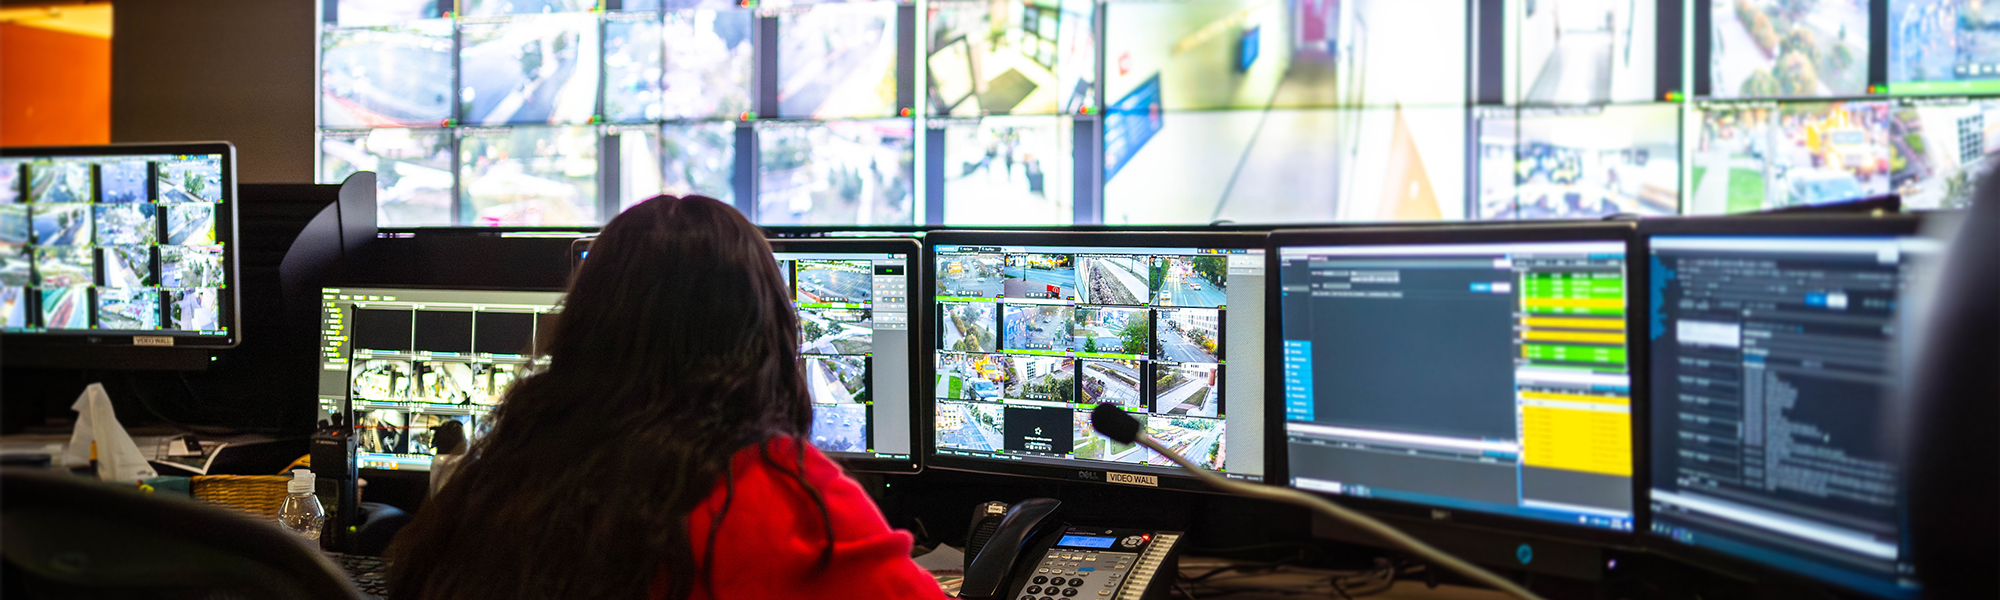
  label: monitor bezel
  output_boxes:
[1636,214,1926,599]
[1266,222,1647,548]
[0,142,242,348]
[922,229,1278,493]
[767,237,926,475]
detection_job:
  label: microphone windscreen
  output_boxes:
[1091,403,1142,444]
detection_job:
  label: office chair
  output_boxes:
[1,469,365,600]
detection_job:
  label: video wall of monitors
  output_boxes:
[319,0,1999,227]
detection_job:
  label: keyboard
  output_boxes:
[328,551,390,598]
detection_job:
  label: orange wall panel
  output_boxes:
[1,22,111,146]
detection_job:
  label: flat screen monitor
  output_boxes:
[1705,0,1869,99]
[0,143,239,347]
[1273,224,1640,538]
[926,231,1270,491]
[1643,217,1929,598]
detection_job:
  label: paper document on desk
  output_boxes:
[64,383,158,482]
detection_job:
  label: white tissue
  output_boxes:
[63,383,158,482]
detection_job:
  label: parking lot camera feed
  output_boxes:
[936,117,1072,225]
[928,0,1097,117]
[1709,0,1869,98]
[663,9,756,120]
[754,120,915,225]
[99,162,148,203]
[660,121,738,207]
[1690,101,1892,213]
[1509,0,1657,104]
[1890,0,2000,95]
[796,259,874,304]
[604,13,665,123]
[458,126,600,225]
[322,128,456,226]
[812,404,870,453]
[320,20,455,128]
[777,4,900,119]
[1475,104,1682,219]
[459,13,601,126]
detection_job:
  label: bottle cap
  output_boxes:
[288,469,315,494]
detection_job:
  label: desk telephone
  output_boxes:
[958,499,1184,600]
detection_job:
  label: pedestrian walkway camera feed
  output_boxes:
[754,120,915,225]
[1890,0,2000,95]
[928,0,1097,117]
[934,117,1072,225]
[932,242,1266,481]
[459,13,601,126]
[319,20,455,128]
[778,252,915,462]
[777,4,901,120]
[321,128,456,226]
[458,125,600,225]
[662,9,756,120]
[2,151,231,340]
[1508,0,1657,104]
[1708,0,1870,98]
[1475,104,1682,219]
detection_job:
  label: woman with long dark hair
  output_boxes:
[387,196,945,600]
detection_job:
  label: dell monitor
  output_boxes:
[1272,223,1641,541]
[0,143,239,347]
[925,231,1270,491]
[1644,216,1929,598]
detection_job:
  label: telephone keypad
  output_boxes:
[1027,549,1137,600]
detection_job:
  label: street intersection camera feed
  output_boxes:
[776,4,900,119]
[1154,308,1220,363]
[459,0,597,18]
[472,362,523,405]
[160,245,225,289]
[799,307,873,355]
[1154,362,1220,418]
[1076,255,1148,306]
[353,359,415,401]
[936,400,1005,452]
[1003,253,1075,299]
[811,404,870,453]
[659,121,738,206]
[418,361,477,404]
[928,0,1098,117]
[1509,0,1657,104]
[1148,415,1223,469]
[157,156,222,203]
[1080,359,1143,408]
[804,355,868,404]
[320,21,455,128]
[1002,304,1073,351]
[939,301,997,352]
[99,161,149,203]
[459,13,601,126]
[1475,104,1682,220]
[96,288,161,330]
[1709,0,1869,98]
[754,121,916,225]
[168,289,221,331]
[936,352,1007,401]
[458,125,599,225]
[937,117,1072,225]
[1149,255,1225,308]
[1890,0,2000,90]
[1073,409,1150,463]
[31,205,89,246]
[331,0,444,27]
[39,286,89,329]
[662,9,756,120]
[1071,306,1147,356]
[1691,101,1891,213]
[95,205,157,246]
[101,246,154,288]
[603,14,664,123]
[35,247,92,288]
[322,128,456,226]
[936,253,1004,297]
[29,162,91,204]
[794,259,873,304]
[1006,355,1075,402]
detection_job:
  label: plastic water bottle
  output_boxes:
[277,469,326,541]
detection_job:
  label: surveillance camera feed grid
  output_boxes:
[933,245,1234,475]
[662,9,756,120]
[458,13,601,126]
[320,21,456,128]
[458,125,600,226]
[1709,0,1870,99]
[322,128,456,226]
[94,204,158,246]
[604,14,665,123]
[754,120,917,226]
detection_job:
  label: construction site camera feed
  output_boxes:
[932,242,1265,481]
[1475,104,1681,219]
[458,13,601,126]
[778,252,914,461]
[935,117,1072,225]
[662,9,756,120]
[1708,0,1870,98]
[320,20,455,128]
[755,120,915,225]
[1889,0,2000,95]
[457,125,600,225]
[1509,0,1657,104]
[927,0,1097,116]
[5,153,229,338]
[322,128,455,226]
[776,4,902,120]
[1693,98,2000,212]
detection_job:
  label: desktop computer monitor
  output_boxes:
[1643,216,1929,599]
[0,143,239,346]
[925,231,1270,491]
[1271,224,1641,541]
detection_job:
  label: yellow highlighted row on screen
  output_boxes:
[1521,317,1624,331]
[1523,297,1625,310]
[1520,390,1630,406]
[1522,406,1632,477]
[1521,329,1628,344]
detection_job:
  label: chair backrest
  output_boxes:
[1,469,364,600]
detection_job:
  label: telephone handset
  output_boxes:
[959,499,1184,600]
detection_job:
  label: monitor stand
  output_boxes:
[1310,511,1609,581]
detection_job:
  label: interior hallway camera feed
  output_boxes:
[319,20,455,128]
[1507,0,1657,104]
[1475,104,1682,219]
[777,4,901,120]
[458,13,601,126]
[1690,101,1898,213]
[1889,0,2000,95]
[754,120,915,225]
[321,128,456,226]
[1708,0,1870,98]
[928,0,1096,117]
[662,9,756,120]
[457,125,599,225]
[935,117,1073,225]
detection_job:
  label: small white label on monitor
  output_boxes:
[134,336,174,347]
[1676,320,1740,348]
[1106,472,1158,487]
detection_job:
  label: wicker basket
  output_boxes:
[191,474,290,518]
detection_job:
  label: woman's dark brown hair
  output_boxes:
[387,195,829,600]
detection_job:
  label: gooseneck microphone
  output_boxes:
[1088,404,1548,600]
